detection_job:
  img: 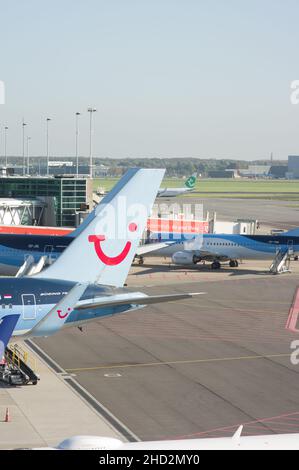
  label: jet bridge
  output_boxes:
[0,198,45,226]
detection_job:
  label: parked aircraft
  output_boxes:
[137,229,299,270]
[0,198,104,275]
[0,180,183,277]
[157,173,197,198]
[0,169,199,343]
[0,234,70,275]
[29,426,299,450]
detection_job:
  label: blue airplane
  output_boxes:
[0,168,199,344]
[0,234,70,275]
[137,229,299,270]
[0,209,97,276]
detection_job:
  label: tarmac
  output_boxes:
[2,196,299,447]
[0,343,125,449]
[32,259,299,442]
[158,196,299,231]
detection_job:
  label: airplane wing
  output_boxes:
[136,242,175,256]
[28,283,88,337]
[75,292,204,311]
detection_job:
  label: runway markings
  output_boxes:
[65,352,291,373]
[104,373,122,378]
[199,299,290,305]
[177,301,285,316]
[172,411,299,440]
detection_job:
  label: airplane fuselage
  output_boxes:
[0,234,72,275]
[1,230,298,276]
[157,188,193,198]
[0,277,141,338]
[144,233,299,261]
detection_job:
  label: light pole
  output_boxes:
[26,136,31,174]
[46,118,51,176]
[87,107,97,178]
[4,126,8,168]
[22,120,27,176]
[75,112,81,177]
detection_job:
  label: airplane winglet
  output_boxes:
[27,283,88,337]
[0,315,20,358]
[232,425,243,441]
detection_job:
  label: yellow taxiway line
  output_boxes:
[65,353,291,373]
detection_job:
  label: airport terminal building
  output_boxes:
[0,176,93,227]
[287,155,299,178]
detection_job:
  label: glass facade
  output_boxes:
[0,177,89,227]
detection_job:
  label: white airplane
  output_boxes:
[157,174,197,198]
[29,427,299,450]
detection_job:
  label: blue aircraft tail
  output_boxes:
[0,315,20,358]
[285,227,299,236]
[36,168,165,287]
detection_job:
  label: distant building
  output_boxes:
[0,166,23,176]
[208,170,236,178]
[239,165,271,178]
[287,155,299,179]
[93,164,110,177]
[269,165,287,179]
[48,161,90,176]
[0,176,93,227]
[225,169,240,178]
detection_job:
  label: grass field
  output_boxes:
[93,177,299,200]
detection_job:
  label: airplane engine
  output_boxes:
[172,251,201,265]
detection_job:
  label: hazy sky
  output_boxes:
[1,0,299,160]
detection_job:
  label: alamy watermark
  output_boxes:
[0,81,5,104]
[91,199,205,246]
[290,340,299,365]
[290,80,299,104]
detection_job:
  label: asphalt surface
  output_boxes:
[156,196,299,230]
[31,196,299,441]
[34,266,299,441]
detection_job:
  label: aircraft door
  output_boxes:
[22,294,37,320]
[44,245,54,262]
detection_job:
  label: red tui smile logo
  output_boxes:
[88,223,138,266]
[57,308,71,319]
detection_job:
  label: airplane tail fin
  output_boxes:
[185,173,197,189]
[28,283,87,337]
[0,315,20,358]
[36,168,165,287]
[285,227,299,236]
